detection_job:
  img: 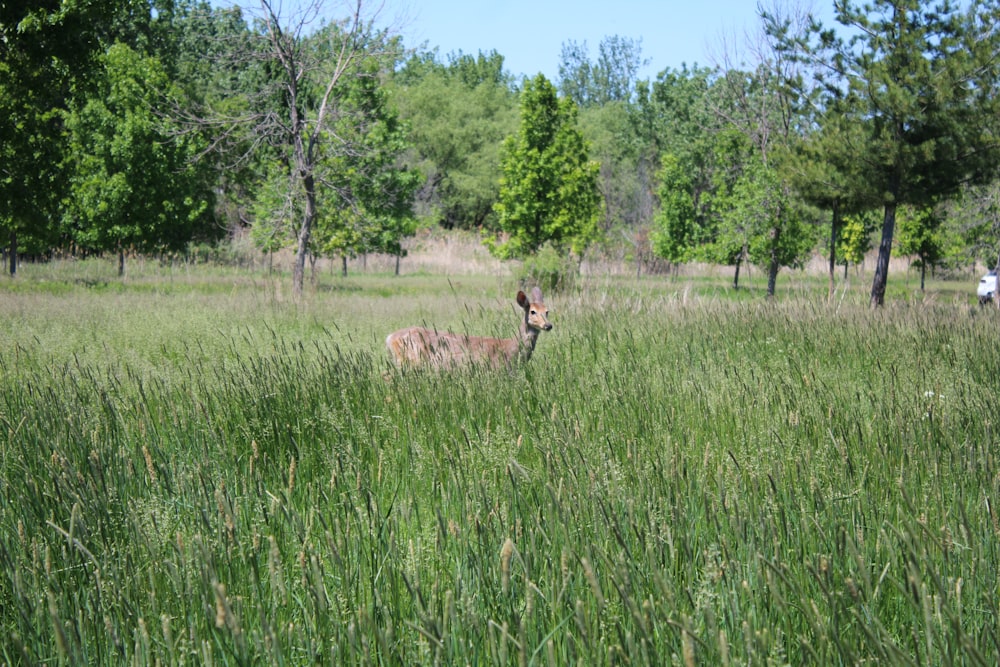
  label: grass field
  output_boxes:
[1,256,998,665]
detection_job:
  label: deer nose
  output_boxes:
[543,322,553,330]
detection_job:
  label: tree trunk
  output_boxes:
[118,247,125,278]
[292,193,315,297]
[828,201,840,299]
[292,131,318,296]
[767,225,781,299]
[394,253,401,276]
[920,260,926,291]
[733,256,742,290]
[8,231,17,277]
[870,202,898,308]
[341,255,348,277]
[766,263,778,298]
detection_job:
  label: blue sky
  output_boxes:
[393,0,834,81]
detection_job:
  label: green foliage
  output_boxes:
[0,0,155,268]
[489,75,601,260]
[838,212,877,268]
[578,101,647,234]
[393,50,517,230]
[896,205,942,265]
[557,35,647,107]
[710,156,817,295]
[249,159,295,254]
[311,57,420,262]
[786,0,1000,304]
[63,42,215,261]
[651,153,697,263]
[518,242,578,293]
[737,162,812,268]
[897,203,948,287]
[243,46,422,271]
[941,182,1000,270]
[631,64,717,164]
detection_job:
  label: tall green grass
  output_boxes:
[1,267,998,664]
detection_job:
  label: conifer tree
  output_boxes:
[783,0,1000,306]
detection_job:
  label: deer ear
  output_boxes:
[531,287,543,303]
[516,291,528,308]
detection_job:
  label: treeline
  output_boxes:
[3,0,1000,302]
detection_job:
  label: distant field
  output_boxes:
[1,257,998,664]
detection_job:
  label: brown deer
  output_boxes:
[386,287,552,369]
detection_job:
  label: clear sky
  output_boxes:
[392,0,834,81]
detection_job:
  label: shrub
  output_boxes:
[518,242,578,293]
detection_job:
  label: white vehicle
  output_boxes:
[978,271,997,304]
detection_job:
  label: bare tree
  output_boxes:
[209,0,402,296]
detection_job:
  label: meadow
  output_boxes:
[1,255,998,665]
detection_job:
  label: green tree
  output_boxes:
[579,100,651,262]
[558,35,647,108]
[699,128,757,288]
[393,50,517,230]
[714,155,815,297]
[651,153,697,265]
[0,0,153,274]
[159,1,259,238]
[708,11,818,297]
[782,115,874,298]
[311,58,420,275]
[204,0,402,296]
[64,42,214,275]
[896,203,944,291]
[792,0,1000,307]
[836,211,877,279]
[489,74,600,260]
[944,182,1000,273]
[247,49,418,278]
[636,66,723,274]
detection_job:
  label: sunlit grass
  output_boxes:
[1,261,997,664]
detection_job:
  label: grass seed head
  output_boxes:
[581,557,604,609]
[500,538,514,594]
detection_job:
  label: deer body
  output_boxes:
[386,288,552,370]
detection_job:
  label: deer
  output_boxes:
[386,287,552,370]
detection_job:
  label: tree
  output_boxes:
[651,153,697,265]
[789,0,1000,307]
[203,0,401,296]
[393,50,517,230]
[0,0,153,274]
[781,114,874,298]
[720,157,815,297]
[836,211,877,279]
[160,1,261,238]
[708,3,817,297]
[579,100,652,261]
[945,182,1000,274]
[489,75,601,260]
[694,128,757,288]
[896,203,944,291]
[704,64,815,295]
[311,56,420,275]
[636,66,723,273]
[558,35,647,108]
[63,42,215,275]
[246,41,418,278]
